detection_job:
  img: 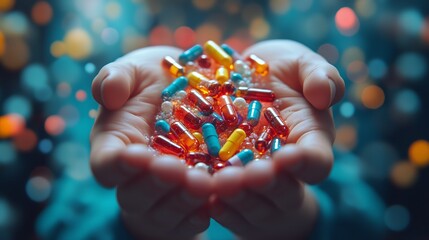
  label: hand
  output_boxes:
[210,40,345,239]
[90,47,213,240]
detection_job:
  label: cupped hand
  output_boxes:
[210,40,345,239]
[90,47,212,239]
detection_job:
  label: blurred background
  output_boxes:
[0,0,428,239]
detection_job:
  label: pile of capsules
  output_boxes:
[150,40,289,174]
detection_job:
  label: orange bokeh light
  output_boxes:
[361,85,385,109]
[75,90,87,102]
[45,115,66,136]
[174,26,196,49]
[0,114,25,138]
[409,140,429,167]
[335,7,359,36]
[149,25,174,46]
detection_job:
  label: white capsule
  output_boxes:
[161,101,173,114]
[233,97,248,110]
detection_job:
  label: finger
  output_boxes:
[92,62,135,110]
[90,143,153,187]
[273,133,334,184]
[174,210,211,236]
[212,166,244,197]
[242,40,345,109]
[146,169,212,230]
[244,160,304,212]
[210,199,252,236]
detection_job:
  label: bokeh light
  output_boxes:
[149,25,174,46]
[250,17,270,40]
[390,161,418,188]
[408,140,429,167]
[318,43,339,64]
[13,128,37,152]
[395,53,427,81]
[335,7,359,36]
[64,28,93,60]
[384,205,410,231]
[45,115,66,136]
[0,141,16,164]
[368,59,387,80]
[334,124,357,151]
[355,0,376,19]
[26,176,52,202]
[269,0,290,15]
[75,90,87,102]
[192,0,216,10]
[0,31,5,57]
[31,1,52,25]
[38,139,53,154]
[0,114,25,139]
[0,0,15,12]
[0,36,29,70]
[174,26,196,49]
[339,102,355,118]
[3,95,32,120]
[361,85,385,109]
[393,89,421,116]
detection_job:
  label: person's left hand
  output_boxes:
[210,40,345,239]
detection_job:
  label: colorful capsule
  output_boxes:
[238,121,253,136]
[151,135,185,158]
[170,121,200,151]
[174,105,202,130]
[218,95,239,127]
[230,72,243,83]
[188,89,214,116]
[202,123,221,157]
[227,149,254,167]
[235,87,275,102]
[161,76,188,99]
[210,160,229,174]
[215,66,230,84]
[221,43,241,61]
[264,107,289,140]
[198,54,211,68]
[247,54,269,76]
[179,44,203,65]
[186,152,211,166]
[270,137,282,155]
[204,40,233,68]
[219,129,246,161]
[255,126,276,154]
[162,56,184,77]
[155,120,170,135]
[247,100,262,126]
[220,81,236,95]
[187,71,220,96]
[208,112,227,132]
[192,132,204,143]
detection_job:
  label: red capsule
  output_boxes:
[255,126,276,154]
[210,160,231,174]
[174,105,203,130]
[186,152,211,166]
[198,54,211,68]
[151,135,186,158]
[235,87,275,102]
[188,89,214,115]
[217,95,239,127]
[170,121,200,151]
[264,107,289,140]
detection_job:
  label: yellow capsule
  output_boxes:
[162,56,184,77]
[219,129,246,161]
[187,71,208,87]
[247,54,269,76]
[215,66,230,84]
[187,71,220,96]
[193,132,204,144]
[204,40,233,68]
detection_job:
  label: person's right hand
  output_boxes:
[90,46,213,240]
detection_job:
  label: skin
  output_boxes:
[90,40,345,240]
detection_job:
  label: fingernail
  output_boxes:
[328,79,336,104]
[181,191,205,205]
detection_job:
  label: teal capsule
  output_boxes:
[231,72,243,83]
[221,44,235,56]
[179,45,203,65]
[247,100,262,126]
[161,76,188,99]
[270,137,282,154]
[201,123,221,157]
[155,120,170,135]
[227,149,254,166]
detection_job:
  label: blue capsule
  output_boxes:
[270,137,281,154]
[179,45,203,65]
[247,100,262,126]
[161,76,188,99]
[221,44,235,56]
[202,123,221,157]
[155,120,170,135]
[227,149,254,167]
[231,72,243,83]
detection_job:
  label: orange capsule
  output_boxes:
[217,95,239,127]
[255,126,276,154]
[188,89,214,116]
[187,71,220,96]
[170,121,200,151]
[174,105,203,130]
[264,107,289,140]
[162,56,184,77]
[235,87,275,102]
[151,135,186,158]
[220,81,235,95]
[247,54,269,76]
[186,152,211,166]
